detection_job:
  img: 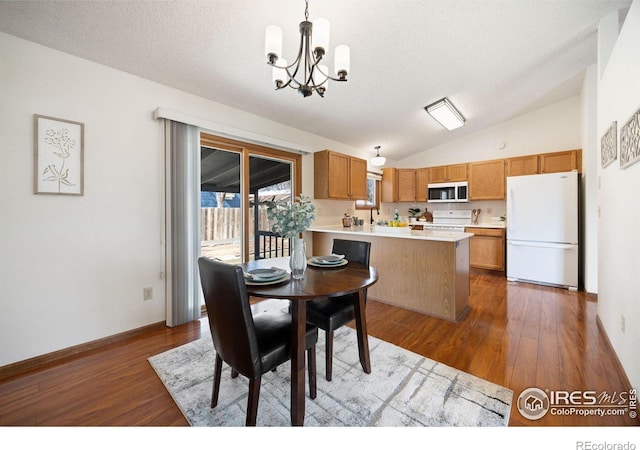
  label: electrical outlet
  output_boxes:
[621,315,625,334]
[143,287,153,301]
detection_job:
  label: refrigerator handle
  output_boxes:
[507,188,514,234]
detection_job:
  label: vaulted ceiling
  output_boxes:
[0,0,632,162]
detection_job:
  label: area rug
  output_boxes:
[148,305,512,426]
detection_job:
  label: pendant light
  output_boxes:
[371,146,386,167]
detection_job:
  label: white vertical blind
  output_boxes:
[165,120,201,327]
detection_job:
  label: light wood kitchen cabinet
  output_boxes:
[465,227,505,271]
[398,169,416,201]
[506,155,539,177]
[382,168,419,202]
[469,159,505,200]
[539,149,581,174]
[381,168,398,202]
[428,163,468,183]
[506,150,582,177]
[314,150,367,200]
[415,168,429,201]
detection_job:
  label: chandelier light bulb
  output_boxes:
[334,45,350,79]
[265,25,283,63]
[312,18,330,55]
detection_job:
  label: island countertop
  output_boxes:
[311,225,471,322]
[308,224,473,242]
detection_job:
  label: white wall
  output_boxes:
[0,32,359,366]
[596,1,640,389]
[399,96,582,169]
[581,65,599,294]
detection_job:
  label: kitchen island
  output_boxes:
[309,225,473,322]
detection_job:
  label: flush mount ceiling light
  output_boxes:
[371,146,386,167]
[264,0,350,97]
[424,98,466,130]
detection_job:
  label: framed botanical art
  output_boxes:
[620,106,640,170]
[34,114,84,195]
[600,121,617,168]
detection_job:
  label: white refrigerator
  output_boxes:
[506,171,579,290]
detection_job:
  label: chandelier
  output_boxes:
[264,0,350,97]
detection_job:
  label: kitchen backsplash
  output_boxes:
[311,198,507,226]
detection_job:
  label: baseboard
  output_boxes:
[595,315,640,425]
[0,321,167,382]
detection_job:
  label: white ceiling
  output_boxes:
[0,0,632,161]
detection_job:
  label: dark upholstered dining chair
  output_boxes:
[197,257,318,426]
[305,239,371,381]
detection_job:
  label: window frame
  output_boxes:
[355,174,381,210]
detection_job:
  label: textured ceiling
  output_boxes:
[0,0,632,162]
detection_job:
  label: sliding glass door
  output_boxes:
[199,133,302,265]
[200,146,242,263]
[249,155,292,260]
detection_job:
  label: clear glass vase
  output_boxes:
[289,237,307,280]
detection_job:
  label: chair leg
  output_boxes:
[325,330,334,381]
[246,377,261,426]
[212,354,223,408]
[307,345,317,400]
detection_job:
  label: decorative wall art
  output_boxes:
[600,121,617,168]
[34,114,84,195]
[620,106,640,170]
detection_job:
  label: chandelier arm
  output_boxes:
[271,30,307,91]
[313,65,348,83]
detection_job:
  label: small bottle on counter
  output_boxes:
[342,213,351,227]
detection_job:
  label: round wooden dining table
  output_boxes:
[241,256,378,426]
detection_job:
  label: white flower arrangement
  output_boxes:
[266,194,316,239]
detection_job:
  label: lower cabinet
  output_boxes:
[465,227,505,272]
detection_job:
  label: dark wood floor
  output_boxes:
[0,270,637,426]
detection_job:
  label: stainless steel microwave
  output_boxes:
[427,181,469,203]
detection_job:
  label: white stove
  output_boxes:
[421,210,472,232]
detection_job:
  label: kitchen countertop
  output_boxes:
[309,224,473,242]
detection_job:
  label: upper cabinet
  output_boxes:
[506,155,539,177]
[506,149,582,177]
[539,149,582,174]
[415,168,429,202]
[469,159,505,200]
[428,163,468,183]
[382,168,420,202]
[381,168,397,203]
[360,149,582,204]
[397,169,417,202]
[314,150,367,200]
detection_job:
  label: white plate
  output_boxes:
[245,268,286,281]
[314,254,345,263]
[307,259,348,268]
[245,273,290,286]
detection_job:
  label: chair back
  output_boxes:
[332,239,371,266]
[198,257,261,379]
